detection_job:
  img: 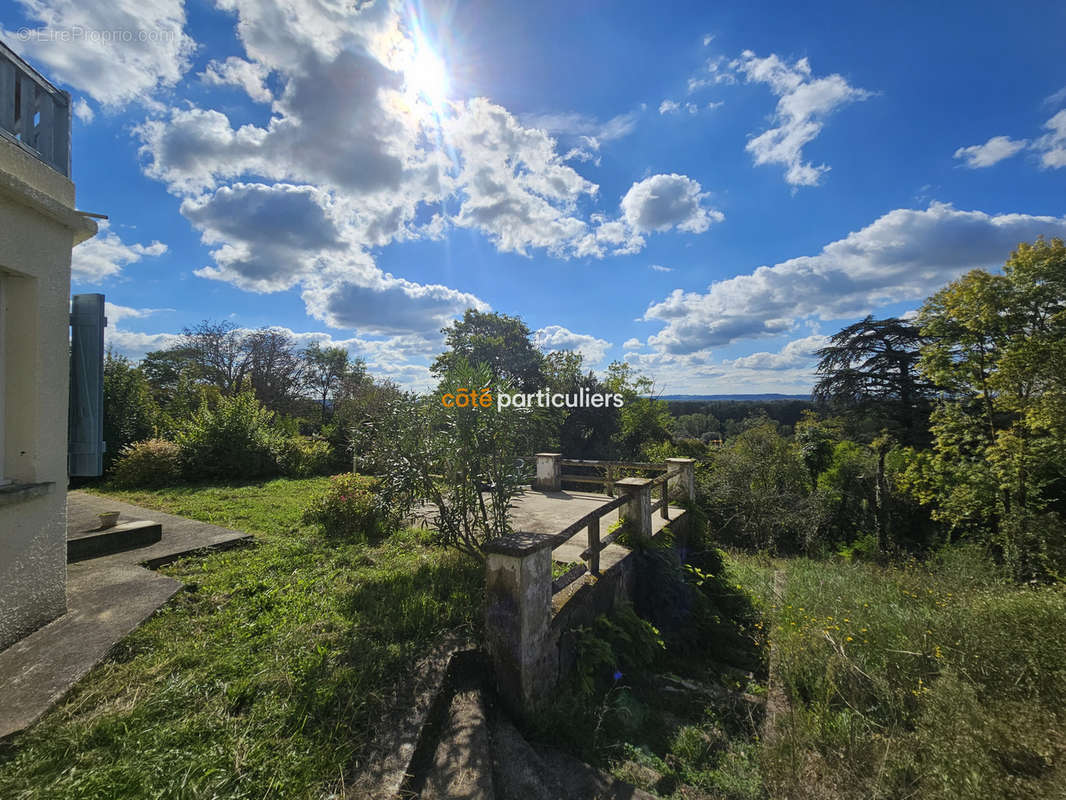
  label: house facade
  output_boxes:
[0,41,97,650]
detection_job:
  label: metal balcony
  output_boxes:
[0,39,71,177]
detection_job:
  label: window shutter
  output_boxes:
[69,293,105,476]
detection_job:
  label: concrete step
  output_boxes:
[67,520,162,562]
[421,687,496,800]
[490,713,563,800]
[0,562,181,738]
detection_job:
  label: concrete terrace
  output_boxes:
[510,488,686,571]
[0,492,251,739]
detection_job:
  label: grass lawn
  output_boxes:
[730,547,1066,800]
[0,478,482,800]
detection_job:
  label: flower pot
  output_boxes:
[97,511,120,529]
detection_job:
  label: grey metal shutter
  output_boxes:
[69,293,106,476]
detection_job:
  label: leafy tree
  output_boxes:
[699,420,811,552]
[902,238,1066,578]
[245,328,304,414]
[543,350,618,459]
[673,412,720,441]
[814,315,935,445]
[302,342,360,423]
[180,320,252,396]
[102,350,157,471]
[604,361,673,460]
[432,310,546,392]
[141,346,201,405]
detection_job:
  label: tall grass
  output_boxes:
[0,478,482,799]
[750,545,1066,799]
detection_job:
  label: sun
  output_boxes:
[404,40,449,112]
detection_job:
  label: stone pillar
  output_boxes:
[666,458,696,503]
[534,452,562,491]
[483,532,556,713]
[615,477,653,539]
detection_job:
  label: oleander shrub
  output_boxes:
[302,473,381,539]
[110,438,182,488]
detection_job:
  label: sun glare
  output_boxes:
[405,42,449,111]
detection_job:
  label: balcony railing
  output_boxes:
[0,40,71,177]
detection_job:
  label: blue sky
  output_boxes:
[4,0,1066,393]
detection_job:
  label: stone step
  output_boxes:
[490,713,563,800]
[67,520,162,562]
[421,687,496,800]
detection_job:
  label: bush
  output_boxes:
[177,391,282,481]
[302,473,381,538]
[110,439,182,488]
[274,436,333,478]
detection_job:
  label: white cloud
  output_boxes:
[104,302,165,325]
[520,109,639,146]
[644,202,1066,355]
[621,173,723,234]
[533,325,612,365]
[731,51,873,186]
[725,334,828,370]
[201,56,272,103]
[129,0,712,341]
[301,276,487,337]
[1044,85,1066,108]
[623,337,643,350]
[444,98,599,257]
[181,182,346,292]
[72,97,94,123]
[702,33,714,46]
[1034,110,1066,169]
[953,135,1028,168]
[659,99,705,115]
[688,55,735,93]
[649,264,673,272]
[71,220,167,283]
[2,0,196,107]
[953,110,1066,172]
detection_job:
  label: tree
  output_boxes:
[302,343,359,423]
[542,350,618,459]
[245,328,304,414]
[814,316,935,445]
[432,310,546,392]
[700,420,812,552]
[141,346,201,406]
[901,238,1066,578]
[102,350,157,471]
[604,361,674,460]
[180,320,252,396]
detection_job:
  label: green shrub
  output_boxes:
[274,436,333,478]
[110,439,182,488]
[302,473,381,539]
[177,392,282,481]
